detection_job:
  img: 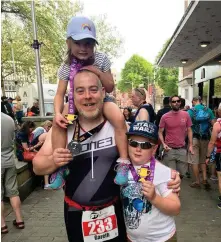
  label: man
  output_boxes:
[155,96,171,127]
[1,113,25,233]
[131,88,156,122]
[33,70,181,242]
[205,106,221,208]
[1,96,15,120]
[31,100,40,115]
[159,95,193,178]
[188,96,216,189]
[8,97,14,108]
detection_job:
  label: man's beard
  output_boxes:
[77,101,103,120]
[78,108,102,120]
[172,106,180,111]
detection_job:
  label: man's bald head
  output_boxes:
[74,69,103,88]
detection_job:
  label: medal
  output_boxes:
[68,140,82,156]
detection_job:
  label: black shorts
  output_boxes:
[64,199,127,242]
[215,153,221,172]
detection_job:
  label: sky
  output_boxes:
[81,0,185,72]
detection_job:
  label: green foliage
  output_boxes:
[155,39,178,96]
[1,0,124,91]
[118,54,153,92]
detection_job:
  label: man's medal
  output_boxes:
[68,121,82,156]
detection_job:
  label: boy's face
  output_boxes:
[68,38,95,60]
[128,135,157,166]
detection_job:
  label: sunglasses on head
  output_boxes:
[128,139,155,149]
[135,88,145,96]
[171,100,181,104]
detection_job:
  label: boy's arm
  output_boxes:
[151,191,181,216]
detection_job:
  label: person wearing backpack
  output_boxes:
[188,96,216,189]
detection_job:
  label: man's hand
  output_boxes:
[52,148,72,168]
[168,170,181,193]
[142,181,156,202]
[205,158,210,165]
[163,144,171,152]
[54,113,69,129]
[189,145,194,155]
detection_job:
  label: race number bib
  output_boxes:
[82,205,118,242]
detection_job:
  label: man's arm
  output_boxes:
[187,127,194,154]
[33,129,72,175]
[206,122,219,158]
[136,108,149,121]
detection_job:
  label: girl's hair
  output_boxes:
[64,38,73,65]
[20,121,36,135]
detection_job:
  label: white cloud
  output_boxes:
[81,0,184,72]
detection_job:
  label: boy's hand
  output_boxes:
[142,180,156,202]
[168,170,181,193]
[52,148,72,168]
[54,113,69,129]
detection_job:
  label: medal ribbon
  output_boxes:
[72,120,106,143]
[68,59,84,114]
[129,156,156,182]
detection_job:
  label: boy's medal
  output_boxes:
[68,121,82,156]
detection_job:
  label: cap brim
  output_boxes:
[70,34,99,45]
[126,132,158,144]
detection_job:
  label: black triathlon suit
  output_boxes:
[64,121,127,242]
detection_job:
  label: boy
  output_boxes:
[121,121,180,242]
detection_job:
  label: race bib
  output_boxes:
[82,205,118,242]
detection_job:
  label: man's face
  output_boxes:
[131,91,140,107]
[74,72,105,120]
[128,135,156,166]
[170,97,181,111]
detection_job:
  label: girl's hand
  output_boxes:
[54,113,68,129]
[80,66,101,77]
[168,170,181,193]
[142,181,156,202]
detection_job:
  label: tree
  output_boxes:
[1,0,124,94]
[118,54,153,92]
[155,39,178,96]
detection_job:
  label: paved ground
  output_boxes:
[1,178,221,242]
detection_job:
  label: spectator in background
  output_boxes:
[8,97,14,108]
[15,121,36,161]
[155,96,171,127]
[1,113,25,234]
[30,120,52,189]
[31,101,40,116]
[132,88,156,123]
[1,96,15,120]
[184,105,190,111]
[25,107,35,117]
[180,98,186,110]
[13,95,23,125]
[123,107,135,124]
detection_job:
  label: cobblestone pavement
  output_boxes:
[1,178,221,242]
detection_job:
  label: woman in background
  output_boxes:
[123,107,135,124]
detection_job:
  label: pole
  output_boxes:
[31,0,45,116]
